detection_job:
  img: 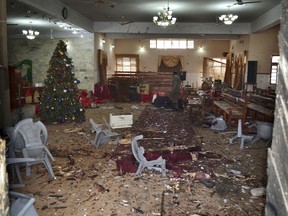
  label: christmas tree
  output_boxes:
[39,40,85,124]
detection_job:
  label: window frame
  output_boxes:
[115,54,139,72]
[202,57,226,81]
[150,39,194,49]
[270,54,280,85]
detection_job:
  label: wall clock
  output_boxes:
[62,7,68,19]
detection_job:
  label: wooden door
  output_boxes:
[9,66,25,109]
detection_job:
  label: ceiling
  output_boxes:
[5,0,281,40]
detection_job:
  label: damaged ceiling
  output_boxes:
[6,0,281,39]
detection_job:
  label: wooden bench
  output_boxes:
[213,88,247,129]
[108,71,173,102]
[247,93,275,122]
[108,71,173,92]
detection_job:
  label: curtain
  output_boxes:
[158,56,183,72]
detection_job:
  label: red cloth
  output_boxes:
[35,104,40,116]
[139,93,153,103]
[114,147,233,176]
[79,87,112,108]
[79,90,92,108]
[94,83,111,100]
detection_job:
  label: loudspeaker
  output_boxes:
[247,61,257,84]
[180,71,186,81]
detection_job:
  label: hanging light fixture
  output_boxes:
[153,0,177,27]
[218,6,238,25]
[22,22,39,40]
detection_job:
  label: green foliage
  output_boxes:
[39,40,85,124]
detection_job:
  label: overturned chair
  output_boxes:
[131,135,167,177]
[249,121,273,146]
[229,119,253,149]
[8,118,55,180]
[89,119,121,148]
[9,191,38,216]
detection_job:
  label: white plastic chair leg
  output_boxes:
[230,119,253,149]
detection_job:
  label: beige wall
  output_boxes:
[249,25,280,73]
[94,33,115,80]
[113,39,230,88]
[230,25,280,89]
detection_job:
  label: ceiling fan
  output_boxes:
[234,0,262,5]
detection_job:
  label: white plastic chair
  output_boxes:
[229,119,253,149]
[249,121,273,145]
[89,118,120,148]
[131,135,167,177]
[9,118,55,179]
[9,191,38,216]
[6,157,38,188]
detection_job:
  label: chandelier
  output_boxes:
[153,0,177,27]
[218,6,238,25]
[22,23,39,40]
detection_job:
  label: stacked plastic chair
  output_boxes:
[9,118,55,179]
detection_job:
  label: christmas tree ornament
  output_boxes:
[39,40,85,124]
[34,90,40,103]
[25,89,33,104]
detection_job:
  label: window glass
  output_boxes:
[272,56,280,63]
[179,40,186,49]
[150,39,194,49]
[270,55,279,85]
[150,39,156,48]
[187,40,194,49]
[116,55,139,72]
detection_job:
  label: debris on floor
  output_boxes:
[12,103,267,216]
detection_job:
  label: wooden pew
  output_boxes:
[213,88,248,129]
[108,71,173,99]
[246,93,275,122]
